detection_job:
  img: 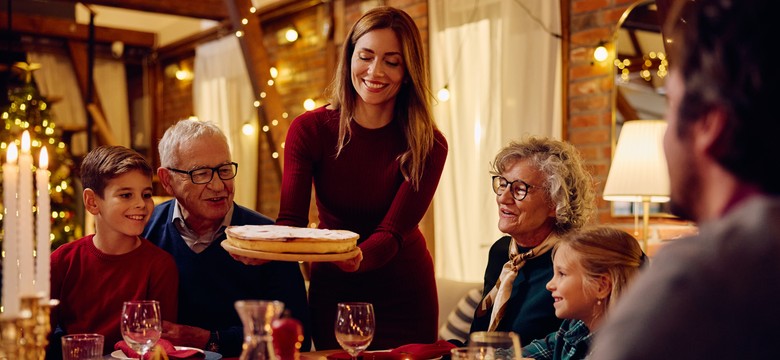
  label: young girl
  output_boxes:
[521,227,645,360]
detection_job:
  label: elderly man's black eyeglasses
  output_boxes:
[491,175,532,201]
[167,162,238,184]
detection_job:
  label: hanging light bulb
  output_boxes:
[593,44,609,62]
[437,85,451,102]
[241,122,255,136]
[270,67,278,79]
[303,98,316,111]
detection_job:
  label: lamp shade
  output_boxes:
[603,120,670,203]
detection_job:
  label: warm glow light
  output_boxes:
[594,45,609,62]
[6,142,18,164]
[437,87,451,102]
[250,6,257,13]
[262,125,270,132]
[21,130,31,153]
[285,28,299,42]
[303,98,316,111]
[175,69,193,81]
[39,147,48,170]
[267,79,274,86]
[270,67,278,79]
[271,119,279,126]
[241,122,255,136]
[253,100,261,108]
[272,152,279,159]
[236,30,244,38]
[241,18,249,25]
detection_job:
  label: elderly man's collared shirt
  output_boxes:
[172,199,234,253]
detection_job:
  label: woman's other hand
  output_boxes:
[229,253,270,266]
[333,248,363,272]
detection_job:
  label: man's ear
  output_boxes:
[693,107,728,159]
[157,167,175,195]
[83,188,100,215]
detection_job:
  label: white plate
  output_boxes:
[111,347,222,359]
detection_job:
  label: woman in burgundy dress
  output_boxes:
[277,6,448,350]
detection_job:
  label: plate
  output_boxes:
[222,240,361,262]
[110,347,222,359]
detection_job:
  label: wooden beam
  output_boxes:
[48,0,228,21]
[0,12,155,47]
[224,0,288,180]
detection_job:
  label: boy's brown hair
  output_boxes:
[80,145,152,198]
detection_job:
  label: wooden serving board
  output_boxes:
[221,241,360,262]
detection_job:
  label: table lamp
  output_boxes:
[603,120,670,251]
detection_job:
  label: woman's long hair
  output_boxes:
[326,6,437,190]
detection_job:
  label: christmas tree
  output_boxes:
[1,62,80,250]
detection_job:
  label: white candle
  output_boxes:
[17,131,35,296]
[35,146,50,299]
[2,143,20,316]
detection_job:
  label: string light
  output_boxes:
[241,122,255,135]
[436,86,451,102]
[303,98,316,111]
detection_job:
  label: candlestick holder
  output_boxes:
[0,314,23,360]
[15,295,57,360]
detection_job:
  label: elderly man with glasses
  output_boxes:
[467,137,596,346]
[143,119,311,357]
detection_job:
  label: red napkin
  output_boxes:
[327,340,456,360]
[114,339,204,359]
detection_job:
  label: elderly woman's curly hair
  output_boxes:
[491,137,596,234]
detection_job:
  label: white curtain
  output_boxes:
[28,52,88,156]
[94,58,131,147]
[194,35,259,210]
[29,53,131,150]
[430,0,562,282]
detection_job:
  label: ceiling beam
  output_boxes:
[48,0,228,20]
[0,12,156,47]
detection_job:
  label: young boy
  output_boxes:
[49,145,179,357]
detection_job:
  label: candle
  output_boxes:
[35,146,50,299]
[2,143,20,316]
[17,131,35,296]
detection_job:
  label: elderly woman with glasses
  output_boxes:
[469,137,596,345]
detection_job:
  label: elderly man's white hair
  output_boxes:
[158,119,229,168]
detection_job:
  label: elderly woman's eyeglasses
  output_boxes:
[167,162,238,184]
[491,175,532,201]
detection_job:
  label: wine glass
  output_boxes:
[120,300,162,359]
[334,302,375,360]
[468,331,522,360]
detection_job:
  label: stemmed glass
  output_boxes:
[334,302,375,360]
[120,300,162,359]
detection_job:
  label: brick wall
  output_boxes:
[566,0,636,223]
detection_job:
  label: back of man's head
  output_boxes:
[666,0,780,194]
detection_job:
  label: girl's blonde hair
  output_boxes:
[552,226,645,319]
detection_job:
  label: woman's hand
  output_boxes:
[229,253,270,266]
[333,248,363,272]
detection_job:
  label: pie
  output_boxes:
[225,225,359,254]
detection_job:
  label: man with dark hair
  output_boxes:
[590,0,780,358]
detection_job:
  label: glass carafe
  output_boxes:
[235,300,285,360]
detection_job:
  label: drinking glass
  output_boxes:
[334,302,375,360]
[61,333,104,360]
[120,300,162,360]
[468,331,522,360]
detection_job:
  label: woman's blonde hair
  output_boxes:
[326,6,437,190]
[552,226,645,319]
[491,137,596,234]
